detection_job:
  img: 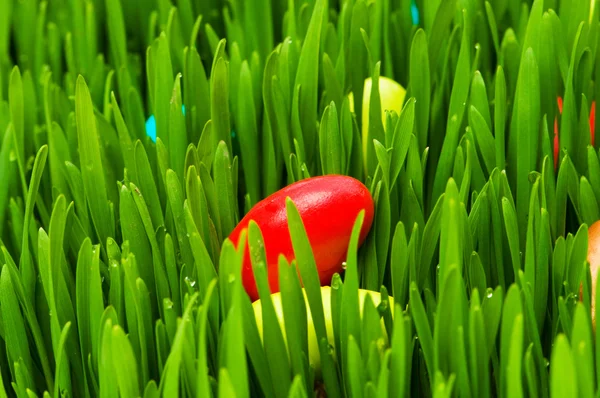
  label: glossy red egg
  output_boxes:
[228,175,375,301]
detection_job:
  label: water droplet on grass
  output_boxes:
[331,274,342,289]
[184,276,196,288]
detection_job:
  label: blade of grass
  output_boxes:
[510,47,540,246]
[249,225,292,398]
[410,29,430,152]
[112,324,142,397]
[236,61,261,206]
[432,9,472,201]
[571,303,595,397]
[293,0,326,167]
[286,199,344,396]
[159,293,199,396]
[76,75,113,246]
[550,335,577,397]
[0,265,34,391]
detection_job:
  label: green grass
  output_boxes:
[1,0,600,396]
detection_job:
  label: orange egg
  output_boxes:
[582,220,600,330]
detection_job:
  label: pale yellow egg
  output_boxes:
[348,76,406,173]
[252,286,394,377]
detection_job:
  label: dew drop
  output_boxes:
[331,274,342,289]
[341,262,347,270]
[184,276,197,288]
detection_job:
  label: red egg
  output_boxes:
[553,97,596,169]
[228,175,375,301]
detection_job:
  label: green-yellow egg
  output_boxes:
[348,76,406,174]
[252,286,394,377]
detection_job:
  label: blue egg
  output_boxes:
[411,0,419,25]
[145,106,238,144]
[145,115,157,142]
[145,105,186,143]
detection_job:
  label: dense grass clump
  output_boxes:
[1,0,600,396]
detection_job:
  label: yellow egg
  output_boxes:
[251,286,394,377]
[348,76,406,174]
